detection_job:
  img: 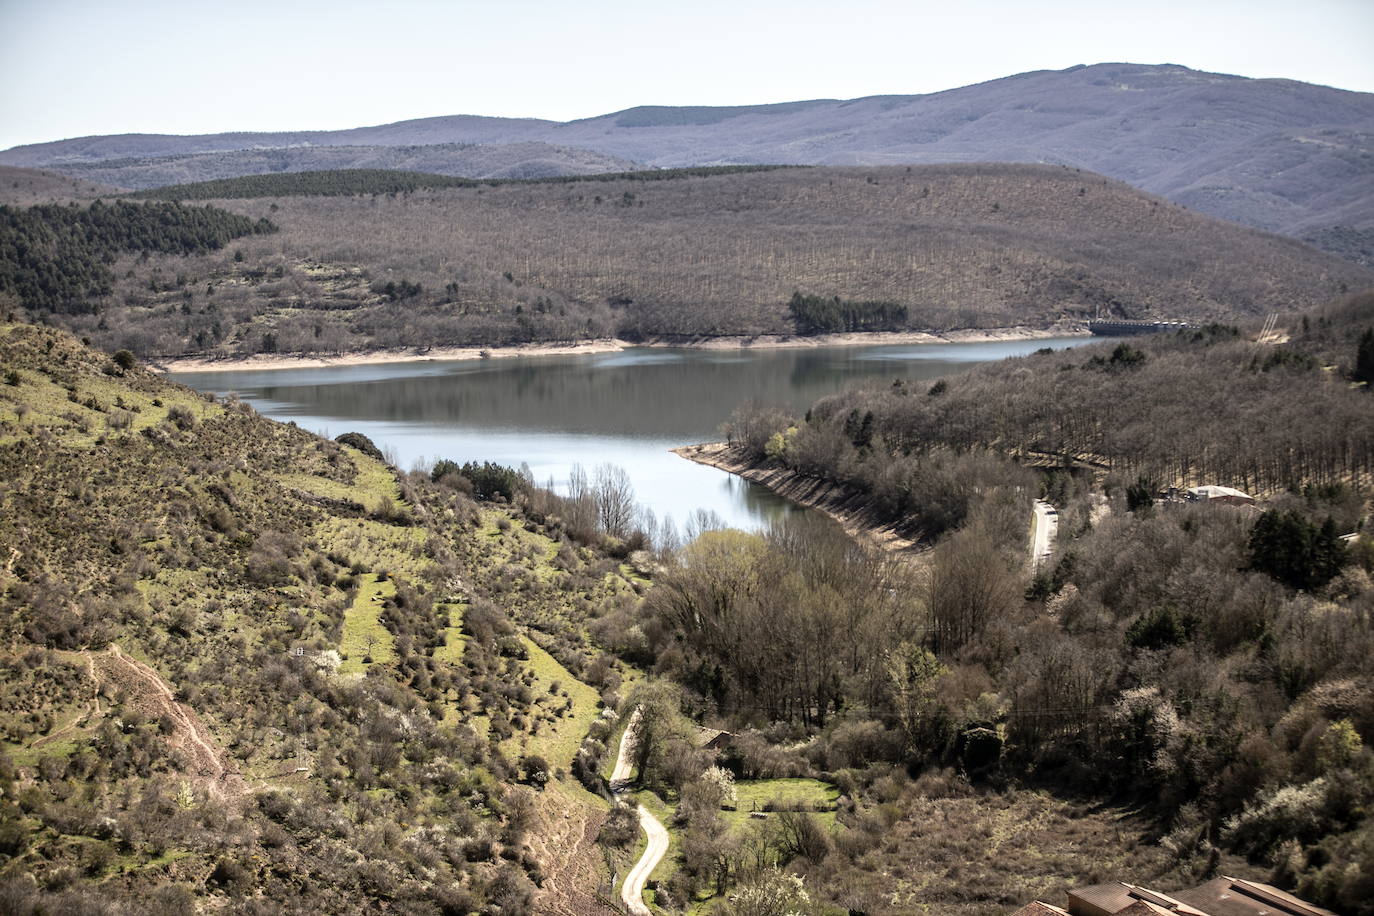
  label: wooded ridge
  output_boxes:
[4,164,1367,359]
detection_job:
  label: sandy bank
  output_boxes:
[659,324,1085,351]
[674,442,926,559]
[153,339,627,373]
[154,324,1087,373]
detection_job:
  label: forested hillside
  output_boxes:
[740,293,1374,527]
[0,200,274,316]
[613,295,1374,913]
[0,322,643,913]
[7,165,1367,359]
[0,166,119,205]
[130,165,792,200]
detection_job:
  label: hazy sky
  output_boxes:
[2,0,1372,150]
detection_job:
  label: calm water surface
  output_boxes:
[170,338,1095,532]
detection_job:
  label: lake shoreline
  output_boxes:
[673,442,925,558]
[154,324,1088,374]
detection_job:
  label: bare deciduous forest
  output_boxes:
[21,164,1371,358]
[623,296,1374,913]
[758,296,1374,511]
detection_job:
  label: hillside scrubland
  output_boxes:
[2,140,1374,913]
[0,322,646,914]
[7,164,1368,359]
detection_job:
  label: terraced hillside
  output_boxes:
[0,322,638,912]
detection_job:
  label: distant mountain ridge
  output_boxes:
[3,63,1372,236]
[25,142,639,190]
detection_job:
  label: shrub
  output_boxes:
[521,754,550,789]
[335,431,383,460]
[1224,778,1332,858]
[598,801,639,846]
[166,404,195,430]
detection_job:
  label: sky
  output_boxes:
[1,0,1372,151]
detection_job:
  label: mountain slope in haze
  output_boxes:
[0,115,555,165]
[39,142,641,191]
[0,166,121,204]
[4,63,1371,237]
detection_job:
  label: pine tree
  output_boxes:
[1354,327,1374,386]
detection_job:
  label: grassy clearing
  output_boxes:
[113,847,195,876]
[433,603,468,665]
[344,450,405,510]
[272,471,374,508]
[724,777,839,833]
[476,510,561,582]
[3,734,83,767]
[503,635,603,771]
[338,574,396,676]
[315,516,429,583]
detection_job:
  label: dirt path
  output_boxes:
[31,653,100,749]
[611,710,669,916]
[99,645,244,801]
[526,782,616,916]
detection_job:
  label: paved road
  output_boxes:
[611,710,669,916]
[1030,499,1059,571]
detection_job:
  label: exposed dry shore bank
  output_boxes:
[673,442,925,558]
[154,324,1087,373]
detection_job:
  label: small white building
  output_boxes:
[1185,485,1255,506]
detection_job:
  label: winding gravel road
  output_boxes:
[611,710,669,916]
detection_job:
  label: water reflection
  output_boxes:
[171,337,1094,530]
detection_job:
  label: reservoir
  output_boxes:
[170,337,1096,532]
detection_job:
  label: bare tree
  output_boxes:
[926,522,1021,655]
[593,463,636,540]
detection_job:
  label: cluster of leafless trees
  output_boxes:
[644,515,924,726]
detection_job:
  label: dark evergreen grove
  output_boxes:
[131,165,797,201]
[787,292,909,334]
[1356,326,1374,386]
[1248,509,1348,591]
[0,200,274,315]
